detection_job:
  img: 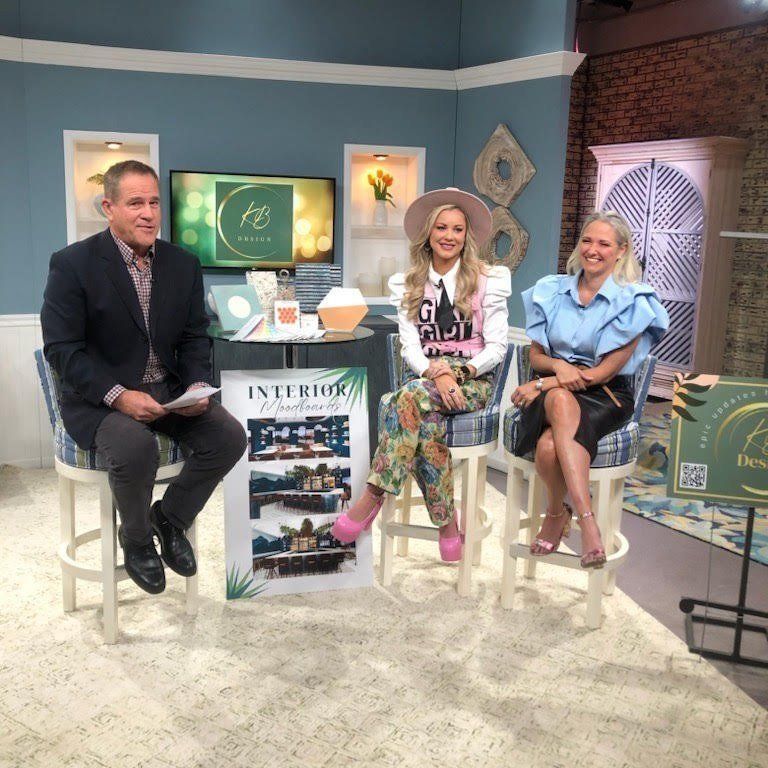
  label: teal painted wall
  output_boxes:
[453,77,573,327]
[7,63,455,314]
[5,0,462,69]
[0,0,19,34]
[0,61,33,314]
[459,0,577,66]
[1,0,578,318]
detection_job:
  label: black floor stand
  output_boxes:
[679,506,768,669]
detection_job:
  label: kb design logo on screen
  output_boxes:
[216,182,294,263]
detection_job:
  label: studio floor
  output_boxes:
[486,469,768,710]
[1,464,767,768]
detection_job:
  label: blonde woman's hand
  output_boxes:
[552,359,587,391]
[434,374,466,411]
[424,360,453,381]
[510,381,540,409]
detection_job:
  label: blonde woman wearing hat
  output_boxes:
[332,188,511,561]
[510,211,668,568]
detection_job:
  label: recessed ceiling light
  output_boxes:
[105,141,123,150]
[373,153,389,161]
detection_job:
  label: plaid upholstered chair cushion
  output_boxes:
[502,344,655,468]
[503,407,640,468]
[35,350,183,471]
[379,334,513,449]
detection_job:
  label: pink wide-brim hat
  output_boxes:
[403,187,493,245]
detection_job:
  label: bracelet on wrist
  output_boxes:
[455,365,473,385]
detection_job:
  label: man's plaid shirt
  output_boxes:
[103,231,207,407]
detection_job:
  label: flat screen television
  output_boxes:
[170,170,335,269]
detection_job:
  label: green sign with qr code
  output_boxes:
[668,373,768,506]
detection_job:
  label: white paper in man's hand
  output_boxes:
[163,386,220,411]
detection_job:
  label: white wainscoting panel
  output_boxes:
[0,315,53,468]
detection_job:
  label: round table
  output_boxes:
[208,323,374,368]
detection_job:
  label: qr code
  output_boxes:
[680,462,707,490]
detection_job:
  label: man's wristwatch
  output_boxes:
[455,365,473,385]
[535,376,544,392]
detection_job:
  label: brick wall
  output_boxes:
[559,22,768,377]
[559,59,588,270]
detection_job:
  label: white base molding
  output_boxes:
[0,314,53,468]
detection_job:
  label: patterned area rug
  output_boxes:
[1,465,767,768]
[626,402,768,566]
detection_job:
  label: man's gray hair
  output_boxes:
[103,160,159,201]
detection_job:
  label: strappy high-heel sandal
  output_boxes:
[576,509,607,569]
[530,503,573,556]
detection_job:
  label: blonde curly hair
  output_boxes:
[566,210,643,285]
[403,204,488,322]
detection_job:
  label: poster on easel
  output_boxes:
[222,367,372,598]
[667,373,768,505]
[667,375,768,669]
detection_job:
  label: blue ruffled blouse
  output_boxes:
[521,272,669,376]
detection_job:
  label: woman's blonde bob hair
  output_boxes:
[402,204,488,321]
[566,210,643,285]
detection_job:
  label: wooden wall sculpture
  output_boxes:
[473,123,535,274]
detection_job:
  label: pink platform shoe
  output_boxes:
[438,510,463,562]
[331,488,385,544]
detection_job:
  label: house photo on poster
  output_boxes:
[222,368,371,598]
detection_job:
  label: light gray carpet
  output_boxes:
[1,465,766,768]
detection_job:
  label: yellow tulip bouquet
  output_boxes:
[368,168,395,207]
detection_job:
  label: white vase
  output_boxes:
[373,199,388,227]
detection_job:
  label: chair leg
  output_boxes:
[586,569,604,629]
[594,477,612,545]
[396,478,412,558]
[185,520,198,616]
[59,475,77,613]
[99,482,119,644]
[585,478,609,628]
[379,494,396,587]
[473,457,487,567]
[501,464,523,610]
[458,456,479,597]
[524,472,545,580]
[603,477,626,596]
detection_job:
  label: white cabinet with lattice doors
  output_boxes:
[590,138,748,397]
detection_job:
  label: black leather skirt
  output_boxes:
[513,375,635,461]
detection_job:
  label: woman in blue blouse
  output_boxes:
[510,211,668,568]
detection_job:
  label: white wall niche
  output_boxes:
[343,144,425,304]
[63,130,160,245]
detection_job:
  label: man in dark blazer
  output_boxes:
[41,160,246,594]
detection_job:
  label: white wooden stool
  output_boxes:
[37,350,196,643]
[500,345,656,628]
[377,335,513,596]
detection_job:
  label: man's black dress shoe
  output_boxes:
[117,527,166,594]
[149,501,197,577]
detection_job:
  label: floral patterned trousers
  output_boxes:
[367,358,492,527]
